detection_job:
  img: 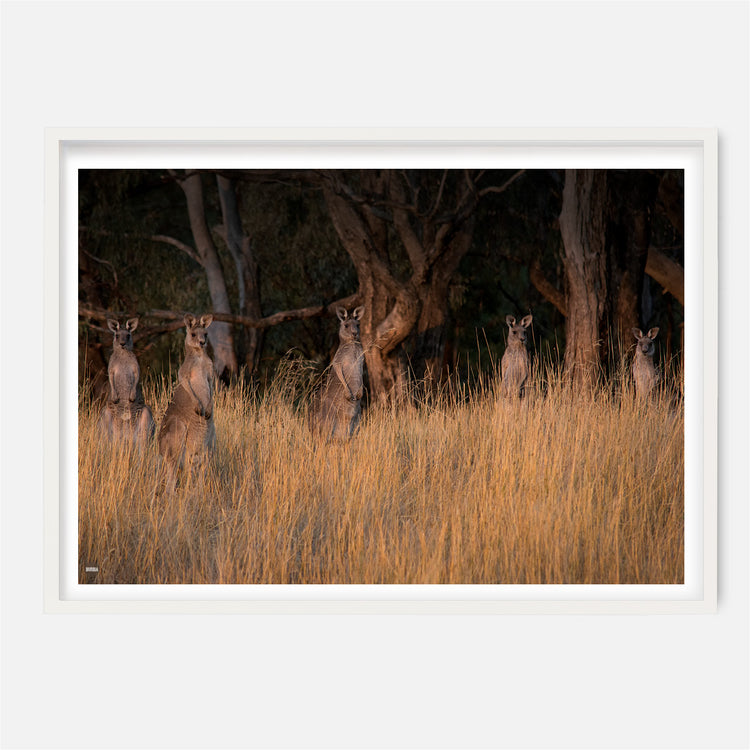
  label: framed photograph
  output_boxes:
[45,128,717,613]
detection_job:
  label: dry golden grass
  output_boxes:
[78,360,684,585]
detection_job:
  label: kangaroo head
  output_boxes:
[336,306,364,344]
[632,327,659,357]
[505,314,533,346]
[184,313,213,352]
[107,318,138,350]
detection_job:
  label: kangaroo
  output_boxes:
[501,314,533,398]
[632,327,660,398]
[99,317,155,446]
[158,314,217,471]
[313,306,365,440]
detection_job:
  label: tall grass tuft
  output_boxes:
[79,359,684,585]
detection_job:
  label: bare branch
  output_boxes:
[463,169,478,195]
[79,293,362,338]
[78,226,204,267]
[646,247,684,305]
[322,183,402,297]
[80,247,119,287]
[318,170,419,215]
[390,175,427,273]
[425,170,448,221]
[477,169,526,198]
[433,222,452,257]
[150,234,204,266]
[530,260,567,316]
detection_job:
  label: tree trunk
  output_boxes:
[559,169,609,390]
[216,175,263,374]
[178,172,238,380]
[413,218,474,386]
[321,169,486,401]
[361,279,413,403]
[322,181,417,404]
[605,171,659,361]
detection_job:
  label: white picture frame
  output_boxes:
[46,127,717,614]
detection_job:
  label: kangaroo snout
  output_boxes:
[340,317,361,344]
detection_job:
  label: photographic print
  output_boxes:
[74,160,687,588]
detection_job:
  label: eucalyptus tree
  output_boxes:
[319,169,524,402]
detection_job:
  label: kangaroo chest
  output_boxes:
[333,343,363,387]
[110,351,138,389]
[633,354,656,383]
[502,346,529,372]
[179,354,213,408]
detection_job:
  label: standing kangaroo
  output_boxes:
[313,306,365,440]
[99,318,155,445]
[632,327,660,398]
[158,314,217,471]
[501,314,533,398]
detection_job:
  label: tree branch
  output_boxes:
[79,293,361,336]
[150,234,204,266]
[80,247,119,287]
[322,183,402,296]
[645,247,684,305]
[79,226,204,267]
[390,175,427,273]
[530,260,567,316]
[425,170,449,221]
[477,169,526,198]
[318,170,419,215]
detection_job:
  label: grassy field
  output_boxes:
[78,360,684,585]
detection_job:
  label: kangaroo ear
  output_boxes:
[632,328,644,340]
[126,318,139,332]
[200,314,213,329]
[336,307,348,322]
[352,306,364,321]
[520,314,533,328]
[647,327,659,340]
[505,314,516,327]
[184,314,196,329]
[107,319,119,333]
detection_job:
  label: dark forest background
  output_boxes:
[78,169,684,402]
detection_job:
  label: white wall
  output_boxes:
[2,2,747,748]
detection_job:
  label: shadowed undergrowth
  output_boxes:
[78,362,684,584]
